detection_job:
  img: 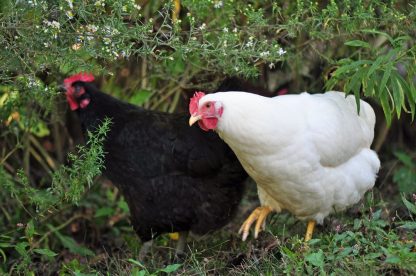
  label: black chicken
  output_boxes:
[63,73,247,259]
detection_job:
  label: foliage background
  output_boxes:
[0,0,415,274]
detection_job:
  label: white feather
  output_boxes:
[200,91,380,224]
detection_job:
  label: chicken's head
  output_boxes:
[189,92,223,131]
[64,73,95,110]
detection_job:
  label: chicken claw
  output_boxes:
[238,206,272,241]
[304,220,316,242]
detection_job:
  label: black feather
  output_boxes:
[69,81,247,242]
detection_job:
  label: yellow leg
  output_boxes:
[305,220,316,242]
[169,232,179,240]
[238,206,272,241]
[172,0,181,23]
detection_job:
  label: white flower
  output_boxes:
[233,27,238,33]
[66,10,74,19]
[199,23,206,31]
[223,27,228,33]
[43,20,61,29]
[66,0,73,9]
[27,77,38,88]
[214,1,223,8]
[269,63,275,69]
[245,41,253,47]
[278,48,287,56]
[87,24,99,33]
[259,51,270,57]
[103,37,111,45]
[28,0,37,7]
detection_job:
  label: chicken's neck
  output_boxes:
[78,91,141,132]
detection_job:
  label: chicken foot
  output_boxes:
[304,220,316,242]
[238,206,272,241]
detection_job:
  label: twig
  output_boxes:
[29,135,57,170]
[23,131,30,178]
[0,147,18,165]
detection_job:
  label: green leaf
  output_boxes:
[399,222,416,230]
[339,247,353,257]
[379,88,392,125]
[372,209,382,220]
[394,72,415,120]
[129,90,152,105]
[361,29,395,45]
[353,218,362,230]
[159,264,181,273]
[131,268,147,276]
[118,199,129,212]
[95,207,114,218]
[50,226,95,257]
[307,239,321,245]
[391,81,403,118]
[394,151,414,168]
[25,220,35,240]
[385,255,401,264]
[15,242,29,257]
[366,252,382,259]
[379,63,393,93]
[33,248,57,257]
[0,248,7,263]
[367,56,384,78]
[128,258,146,269]
[394,167,416,194]
[60,235,94,256]
[365,75,376,97]
[333,60,371,78]
[345,40,370,48]
[402,196,416,215]
[305,249,324,267]
[345,67,365,94]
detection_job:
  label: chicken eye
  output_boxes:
[205,103,211,108]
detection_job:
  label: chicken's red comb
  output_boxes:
[64,72,95,89]
[189,91,206,115]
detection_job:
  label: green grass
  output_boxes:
[41,185,416,276]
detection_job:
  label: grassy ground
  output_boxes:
[43,181,416,275]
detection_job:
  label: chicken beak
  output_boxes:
[189,114,202,126]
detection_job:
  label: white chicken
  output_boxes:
[189,91,380,241]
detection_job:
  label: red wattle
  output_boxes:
[199,117,218,131]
